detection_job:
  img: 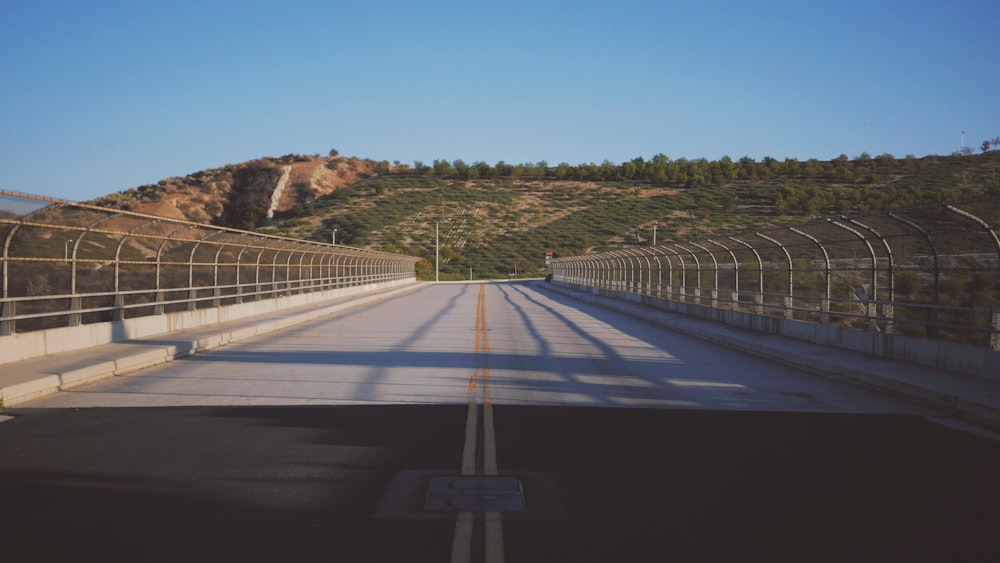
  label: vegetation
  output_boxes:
[267,151,1000,280]
[81,147,1000,281]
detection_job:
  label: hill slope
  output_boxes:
[92,152,1000,280]
[91,155,383,228]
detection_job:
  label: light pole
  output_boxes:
[65,239,73,261]
[435,222,439,282]
[332,229,337,245]
[653,221,658,246]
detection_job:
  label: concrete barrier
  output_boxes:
[0,278,416,366]
[554,281,1000,382]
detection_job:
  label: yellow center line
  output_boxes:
[453,283,504,563]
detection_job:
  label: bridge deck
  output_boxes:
[3,281,998,432]
[4,281,1000,562]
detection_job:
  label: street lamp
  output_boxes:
[653,221,658,246]
[65,239,73,261]
[332,229,337,245]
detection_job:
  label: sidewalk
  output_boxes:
[540,282,1000,433]
[0,282,426,406]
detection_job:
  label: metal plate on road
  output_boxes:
[425,475,525,512]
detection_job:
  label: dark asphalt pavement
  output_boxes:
[2,405,999,562]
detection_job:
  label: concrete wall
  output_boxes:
[556,281,1000,382]
[0,278,416,365]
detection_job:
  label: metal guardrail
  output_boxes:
[551,197,1000,351]
[1,190,421,334]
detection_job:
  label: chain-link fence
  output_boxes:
[552,197,1000,351]
[1,190,420,335]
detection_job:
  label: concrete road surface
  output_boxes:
[3,281,999,562]
[17,282,940,412]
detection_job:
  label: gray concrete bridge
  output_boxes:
[3,191,1000,561]
[2,280,1000,562]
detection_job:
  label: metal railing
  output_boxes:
[551,197,1000,351]
[0,190,421,335]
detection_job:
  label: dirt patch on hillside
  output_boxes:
[273,158,379,214]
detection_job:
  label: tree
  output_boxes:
[983,140,992,153]
[328,148,339,157]
[433,159,453,177]
[495,160,513,177]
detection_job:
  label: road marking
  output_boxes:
[485,511,505,563]
[450,511,474,562]
[461,401,478,476]
[453,283,504,563]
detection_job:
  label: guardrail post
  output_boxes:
[68,295,82,326]
[867,302,878,332]
[992,312,1000,352]
[882,305,896,334]
[113,293,125,322]
[1,300,14,335]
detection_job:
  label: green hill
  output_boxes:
[90,151,1000,281]
[263,152,1000,280]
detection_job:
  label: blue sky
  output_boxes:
[2,0,998,201]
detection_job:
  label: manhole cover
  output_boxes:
[425,475,525,512]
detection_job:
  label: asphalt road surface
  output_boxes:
[2,282,999,562]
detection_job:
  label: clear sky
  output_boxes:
[2,0,998,201]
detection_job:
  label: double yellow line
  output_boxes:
[452,283,504,563]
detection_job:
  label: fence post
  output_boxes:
[992,312,1000,352]
[113,293,125,322]
[867,302,878,332]
[1,300,14,335]
[68,295,82,326]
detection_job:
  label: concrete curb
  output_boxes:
[538,281,1000,431]
[1,283,426,406]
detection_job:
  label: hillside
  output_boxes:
[91,154,384,228]
[92,151,1000,280]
